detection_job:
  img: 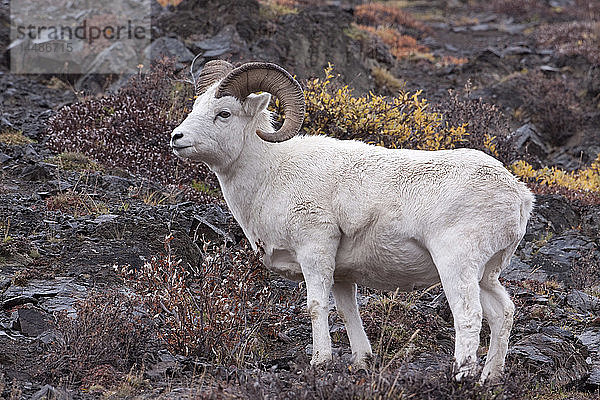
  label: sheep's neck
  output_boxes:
[214,136,276,241]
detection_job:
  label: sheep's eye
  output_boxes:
[217,110,231,119]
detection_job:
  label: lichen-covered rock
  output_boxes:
[531,230,596,284]
[509,326,589,387]
[578,328,600,388]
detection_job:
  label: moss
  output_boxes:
[0,129,36,146]
[49,152,103,172]
[258,0,298,20]
[191,180,221,197]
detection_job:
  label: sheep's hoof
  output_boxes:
[310,353,332,367]
[350,352,377,371]
[453,362,479,382]
[479,367,502,385]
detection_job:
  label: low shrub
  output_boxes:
[361,288,451,369]
[371,66,405,94]
[46,190,109,217]
[258,0,298,19]
[536,21,600,64]
[432,82,515,164]
[303,65,468,150]
[509,71,584,146]
[0,128,36,145]
[120,235,297,367]
[48,152,103,172]
[511,153,600,203]
[46,291,154,385]
[45,58,219,203]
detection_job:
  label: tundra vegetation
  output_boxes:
[1,0,600,398]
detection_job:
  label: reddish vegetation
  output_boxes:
[355,3,428,34]
[357,25,430,60]
[536,21,600,64]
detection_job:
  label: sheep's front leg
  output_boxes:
[332,281,372,368]
[298,250,335,366]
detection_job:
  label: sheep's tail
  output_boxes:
[518,182,535,235]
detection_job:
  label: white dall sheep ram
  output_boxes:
[171,61,534,382]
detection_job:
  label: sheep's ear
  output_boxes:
[243,92,271,116]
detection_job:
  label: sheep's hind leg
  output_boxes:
[479,248,515,383]
[332,281,372,368]
[298,250,335,366]
[432,248,484,380]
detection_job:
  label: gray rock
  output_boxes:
[30,384,71,400]
[21,162,56,181]
[501,256,547,282]
[540,65,561,72]
[0,152,12,164]
[193,25,235,58]
[584,65,600,98]
[578,329,600,387]
[498,23,528,35]
[582,205,600,237]
[2,295,38,309]
[3,278,87,316]
[146,350,182,380]
[510,329,589,387]
[470,24,491,32]
[503,46,532,56]
[191,214,234,244]
[525,194,579,241]
[531,230,595,284]
[566,290,600,314]
[145,36,194,63]
[88,214,119,225]
[579,328,600,353]
[512,123,549,160]
[588,366,600,387]
[101,174,134,192]
[10,308,52,337]
[0,278,10,291]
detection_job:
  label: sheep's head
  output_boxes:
[170,61,305,169]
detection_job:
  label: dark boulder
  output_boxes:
[509,326,589,387]
[531,230,596,285]
[525,194,579,241]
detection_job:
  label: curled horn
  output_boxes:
[195,60,234,96]
[215,62,305,143]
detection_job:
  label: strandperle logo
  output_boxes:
[14,20,148,45]
[10,0,151,74]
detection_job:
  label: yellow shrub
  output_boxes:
[511,155,600,193]
[303,64,468,150]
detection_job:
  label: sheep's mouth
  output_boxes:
[171,145,192,151]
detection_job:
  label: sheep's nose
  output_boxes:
[172,132,184,141]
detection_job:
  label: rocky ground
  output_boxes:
[1,0,600,399]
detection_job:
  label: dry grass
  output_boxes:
[46,190,109,217]
[371,66,405,94]
[0,129,36,145]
